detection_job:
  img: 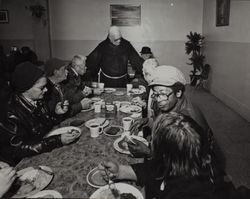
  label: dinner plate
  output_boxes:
[85,118,109,128]
[44,126,82,138]
[6,166,53,198]
[86,167,108,188]
[91,97,102,103]
[81,104,94,112]
[113,135,148,155]
[120,105,142,114]
[29,190,62,198]
[114,91,124,96]
[89,182,144,199]
[120,101,131,106]
[104,125,123,137]
[104,88,116,93]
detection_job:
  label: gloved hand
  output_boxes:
[128,139,151,158]
[130,118,149,135]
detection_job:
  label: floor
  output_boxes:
[186,86,250,188]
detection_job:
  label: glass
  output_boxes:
[151,91,174,100]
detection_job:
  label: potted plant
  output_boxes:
[185,32,209,86]
[25,3,47,25]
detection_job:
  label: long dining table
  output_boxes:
[16,88,144,198]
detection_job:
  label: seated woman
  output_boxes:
[0,62,79,166]
[99,112,217,199]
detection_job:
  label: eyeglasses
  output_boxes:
[151,91,174,100]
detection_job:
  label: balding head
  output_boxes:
[108,26,122,46]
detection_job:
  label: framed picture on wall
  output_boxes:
[110,5,141,26]
[216,0,230,26]
[0,10,9,23]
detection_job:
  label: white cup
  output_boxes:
[126,84,133,92]
[91,82,98,88]
[94,103,101,113]
[89,123,103,138]
[122,117,133,131]
[98,83,104,89]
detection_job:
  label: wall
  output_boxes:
[203,0,250,121]
[0,0,51,61]
[49,0,204,80]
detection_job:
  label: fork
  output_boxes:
[102,164,119,198]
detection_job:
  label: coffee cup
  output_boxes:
[122,117,133,131]
[89,123,103,138]
[91,82,98,88]
[126,84,133,92]
[94,103,101,113]
[98,83,105,89]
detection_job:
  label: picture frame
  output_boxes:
[110,5,141,26]
[216,0,230,26]
[0,10,9,23]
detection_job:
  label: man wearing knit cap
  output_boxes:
[0,62,78,165]
[129,65,213,159]
[86,26,143,87]
[44,58,71,118]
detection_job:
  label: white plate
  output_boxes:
[104,88,116,93]
[91,97,102,103]
[29,190,62,198]
[81,104,94,112]
[120,101,131,106]
[86,167,108,188]
[130,88,144,95]
[44,126,82,138]
[120,105,142,114]
[85,118,109,128]
[89,182,144,199]
[7,166,53,198]
[104,125,123,137]
[114,91,125,96]
[113,135,148,155]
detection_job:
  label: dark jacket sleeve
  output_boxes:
[6,116,63,161]
[127,42,143,76]
[86,43,103,80]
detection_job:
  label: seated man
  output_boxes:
[129,65,213,158]
[62,55,92,108]
[140,46,154,61]
[0,62,78,165]
[44,58,92,118]
[99,113,219,199]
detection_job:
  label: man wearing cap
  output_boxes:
[44,58,92,118]
[86,26,143,87]
[129,65,213,159]
[0,62,79,165]
[140,46,154,61]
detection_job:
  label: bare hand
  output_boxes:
[80,98,92,109]
[82,86,92,97]
[128,139,151,158]
[98,161,119,180]
[0,167,16,197]
[132,97,146,108]
[55,100,69,114]
[60,132,78,145]
[130,118,149,135]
